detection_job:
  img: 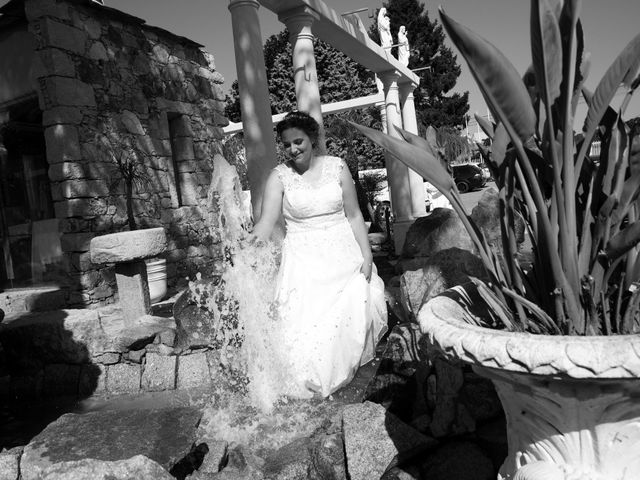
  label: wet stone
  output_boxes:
[20,407,201,480]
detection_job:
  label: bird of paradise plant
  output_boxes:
[352,0,640,336]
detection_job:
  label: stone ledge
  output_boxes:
[90,227,167,264]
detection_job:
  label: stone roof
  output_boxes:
[0,0,204,48]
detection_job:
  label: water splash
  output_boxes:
[191,154,295,413]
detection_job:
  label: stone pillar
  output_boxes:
[228,0,278,220]
[379,70,413,253]
[375,75,388,134]
[400,82,427,218]
[280,7,326,153]
[90,228,167,329]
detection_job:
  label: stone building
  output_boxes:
[0,0,228,310]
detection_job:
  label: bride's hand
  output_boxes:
[361,260,373,282]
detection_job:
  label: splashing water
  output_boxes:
[190,154,298,413]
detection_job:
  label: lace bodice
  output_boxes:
[275,156,347,233]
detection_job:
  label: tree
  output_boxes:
[225,30,386,170]
[369,0,469,129]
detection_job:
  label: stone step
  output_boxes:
[0,287,67,315]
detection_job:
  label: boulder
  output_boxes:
[173,277,241,350]
[36,455,173,480]
[400,208,473,260]
[470,187,525,257]
[0,446,22,480]
[20,407,202,480]
[342,401,438,480]
[398,248,487,320]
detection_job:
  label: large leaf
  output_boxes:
[349,122,455,193]
[580,31,640,160]
[605,220,640,262]
[531,0,563,107]
[474,113,494,139]
[395,125,440,160]
[439,8,536,143]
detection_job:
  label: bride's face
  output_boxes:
[281,127,314,164]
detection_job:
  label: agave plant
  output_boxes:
[352,0,640,336]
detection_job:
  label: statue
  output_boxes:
[377,7,392,49]
[398,25,410,66]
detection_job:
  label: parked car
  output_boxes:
[452,164,486,193]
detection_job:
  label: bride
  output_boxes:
[250,111,387,398]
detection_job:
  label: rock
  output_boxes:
[470,188,525,255]
[20,407,202,480]
[263,437,311,479]
[342,401,438,480]
[398,248,487,320]
[0,445,22,480]
[173,277,241,350]
[36,455,173,480]
[196,439,228,474]
[209,444,264,479]
[400,208,473,260]
[364,323,431,424]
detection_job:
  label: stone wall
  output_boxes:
[23,0,228,306]
[0,305,223,401]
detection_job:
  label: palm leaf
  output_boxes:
[348,122,455,193]
[531,0,563,107]
[439,8,536,144]
[578,31,640,165]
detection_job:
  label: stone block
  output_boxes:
[24,0,71,20]
[0,446,22,480]
[157,98,194,115]
[35,49,75,78]
[55,198,108,218]
[94,352,121,365]
[119,110,146,135]
[44,124,82,163]
[128,349,146,363]
[48,161,111,182]
[152,44,170,63]
[33,456,173,480]
[342,401,438,480]
[60,232,95,253]
[20,407,201,479]
[40,18,87,54]
[88,41,108,61]
[177,352,211,389]
[90,228,167,264]
[114,261,151,326]
[142,352,176,391]
[43,364,80,397]
[106,363,140,394]
[83,17,102,39]
[59,179,109,198]
[79,363,105,396]
[42,106,83,126]
[43,77,96,107]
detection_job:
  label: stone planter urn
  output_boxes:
[419,293,640,480]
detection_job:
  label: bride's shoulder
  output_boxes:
[321,155,346,169]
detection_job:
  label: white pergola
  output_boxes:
[228,0,426,250]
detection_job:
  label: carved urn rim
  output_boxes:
[418,293,640,379]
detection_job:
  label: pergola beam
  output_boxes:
[223,91,384,134]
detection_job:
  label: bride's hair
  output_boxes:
[276,111,320,147]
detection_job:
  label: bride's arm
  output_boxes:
[250,169,284,241]
[340,160,373,281]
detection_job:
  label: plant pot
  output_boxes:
[419,293,640,480]
[145,257,167,304]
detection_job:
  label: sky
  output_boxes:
[35,1,640,125]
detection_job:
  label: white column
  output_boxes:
[379,70,413,254]
[399,81,427,218]
[280,7,326,153]
[228,0,278,221]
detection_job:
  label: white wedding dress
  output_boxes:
[274,156,387,398]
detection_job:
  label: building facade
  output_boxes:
[0,0,228,309]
